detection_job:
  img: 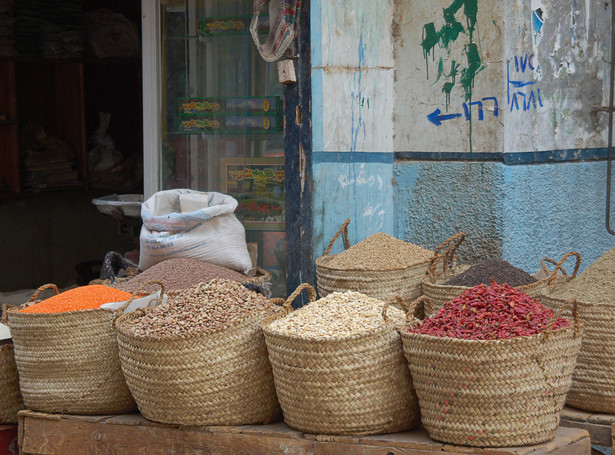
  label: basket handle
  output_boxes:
[323,218,351,256]
[425,233,465,283]
[28,283,60,303]
[280,283,317,314]
[401,295,435,329]
[112,280,165,325]
[544,298,582,340]
[5,283,61,319]
[382,296,402,323]
[544,251,581,287]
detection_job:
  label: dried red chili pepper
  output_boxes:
[409,280,569,340]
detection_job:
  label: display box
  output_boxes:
[0,425,18,455]
[178,113,282,134]
[200,15,269,36]
[178,97,282,115]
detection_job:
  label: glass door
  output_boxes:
[144,0,287,296]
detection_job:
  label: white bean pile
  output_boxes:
[267,290,405,339]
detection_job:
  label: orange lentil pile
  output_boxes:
[20,285,132,314]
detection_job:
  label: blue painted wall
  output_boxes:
[393,160,615,273]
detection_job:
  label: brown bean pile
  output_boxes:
[444,259,537,287]
[114,258,247,293]
[551,246,615,303]
[327,233,432,270]
[122,279,279,338]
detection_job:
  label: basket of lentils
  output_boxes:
[401,282,583,447]
[541,246,615,414]
[316,218,433,304]
[421,232,580,312]
[262,284,420,435]
[115,278,282,426]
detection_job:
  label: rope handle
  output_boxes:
[402,295,435,328]
[425,233,466,282]
[27,283,60,303]
[1,303,13,325]
[545,252,581,286]
[4,283,62,320]
[281,283,317,314]
[544,298,582,340]
[323,218,351,256]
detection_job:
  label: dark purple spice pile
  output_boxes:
[444,259,537,287]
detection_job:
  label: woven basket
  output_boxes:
[541,278,615,413]
[5,282,162,415]
[115,290,282,426]
[422,234,580,312]
[262,284,420,436]
[0,340,25,423]
[316,219,431,304]
[400,297,583,447]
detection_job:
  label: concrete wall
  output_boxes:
[311,0,615,272]
[311,0,397,256]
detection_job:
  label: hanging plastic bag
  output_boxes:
[250,0,301,62]
[138,190,253,274]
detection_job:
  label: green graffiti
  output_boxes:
[421,0,482,106]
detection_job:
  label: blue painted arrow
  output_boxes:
[427,108,462,126]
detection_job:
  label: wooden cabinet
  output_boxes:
[0,57,142,193]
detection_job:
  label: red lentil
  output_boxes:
[20,285,132,314]
[410,280,569,340]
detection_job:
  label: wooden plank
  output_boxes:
[559,406,613,447]
[18,411,590,455]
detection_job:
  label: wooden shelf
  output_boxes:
[18,410,591,455]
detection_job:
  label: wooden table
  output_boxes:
[18,410,590,455]
[559,405,615,451]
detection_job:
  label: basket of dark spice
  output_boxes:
[422,232,580,311]
[400,282,583,447]
[540,246,615,413]
[115,278,282,426]
[316,218,433,304]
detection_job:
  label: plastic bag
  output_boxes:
[138,190,253,274]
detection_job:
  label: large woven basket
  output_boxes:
[5,283,161,415]
[400,297,583,447]
[262,284,420,436]
[422,234,580,312]
[115,292,282,426]
[541,282,615,413]
[316,219,431,304]
[0,340,25,423]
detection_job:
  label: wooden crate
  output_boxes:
[559,405,615,450]
[17,410,590,455]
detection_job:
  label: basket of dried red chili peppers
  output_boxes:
[400,281,583,448]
